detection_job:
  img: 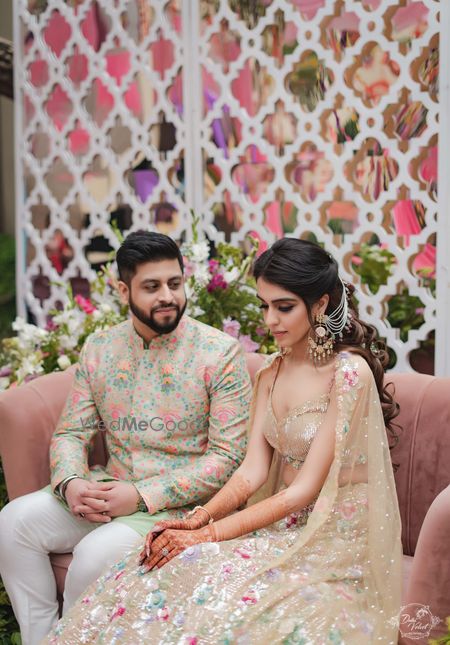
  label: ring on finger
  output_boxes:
[161,547,169,557]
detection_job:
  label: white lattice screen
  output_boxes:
[14,0,450,374]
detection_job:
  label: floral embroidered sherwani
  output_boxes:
[50,317,251,531]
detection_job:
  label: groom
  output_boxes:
[0,231,251,645]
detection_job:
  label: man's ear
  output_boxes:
[117,281,129,306]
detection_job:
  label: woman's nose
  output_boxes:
[265,307,279,327]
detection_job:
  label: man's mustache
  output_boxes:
[151,305,178,313]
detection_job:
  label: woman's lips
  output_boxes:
[272,331,287,337]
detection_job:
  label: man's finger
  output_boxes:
[86,481,115,491]
[82,512,111,523]
[80,490,110,501]
[75,497,108,511]
[73,502,109,514]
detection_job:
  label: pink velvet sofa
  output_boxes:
[0,357,449,643]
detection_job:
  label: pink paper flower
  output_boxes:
[74,294,96,314]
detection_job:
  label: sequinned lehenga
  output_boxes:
[44,352,402,644]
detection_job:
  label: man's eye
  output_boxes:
[170,282,182,289]
[279,306,294,313]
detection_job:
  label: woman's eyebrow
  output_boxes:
[256,295,297,303]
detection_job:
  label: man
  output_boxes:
[0,231,251,645]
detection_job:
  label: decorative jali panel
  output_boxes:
[196,0,441,374]
[16,0,188,322]
[15,0,446,373]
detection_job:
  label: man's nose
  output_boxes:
[158,284,174,302]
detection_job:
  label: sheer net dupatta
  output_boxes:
[244,351,402,643]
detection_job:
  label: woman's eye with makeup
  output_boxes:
[258,304,268,310]
[278,305,294,312]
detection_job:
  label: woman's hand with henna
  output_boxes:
[140,525,214,571]
[140,508,211,562]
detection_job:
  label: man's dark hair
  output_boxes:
[116,231,184,285]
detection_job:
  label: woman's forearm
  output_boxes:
[201,471,253,521]
[210,485,312,542]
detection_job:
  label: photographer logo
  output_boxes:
[397,604,441,640]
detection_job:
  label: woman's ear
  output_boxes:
[312,294,330,317]
[117,281,129,306]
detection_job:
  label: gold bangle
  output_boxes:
[186,505,214,524]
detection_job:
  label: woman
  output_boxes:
[45,238,402,644]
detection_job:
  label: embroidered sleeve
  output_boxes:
[49,340,100,491]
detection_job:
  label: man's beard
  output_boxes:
[129,295,187,335]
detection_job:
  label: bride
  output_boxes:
[45,238,402,644]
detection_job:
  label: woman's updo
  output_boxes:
[253,238,399,440]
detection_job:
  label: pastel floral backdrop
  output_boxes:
[15,0,442,373]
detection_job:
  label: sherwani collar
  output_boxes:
[128,316,187,354]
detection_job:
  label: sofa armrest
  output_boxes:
[0,368,76,500]
[399,484,450,643]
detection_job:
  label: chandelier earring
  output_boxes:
[308,313,334,362]
[308,277,349,364]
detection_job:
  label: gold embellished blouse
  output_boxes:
[263,356,333,469]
